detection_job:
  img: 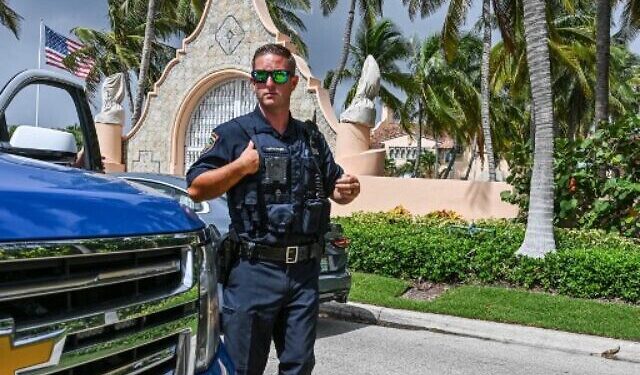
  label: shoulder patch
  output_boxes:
[201,131,219,154]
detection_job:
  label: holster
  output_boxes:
[217,230,239,286]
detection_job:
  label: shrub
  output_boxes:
[502,115,640,238]
[336,212,640,303]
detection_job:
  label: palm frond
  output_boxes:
[266,0,310,58]
[614,0,640,43]
[402,0,448,21]
[549,39,592,98]
[319,0,339,16]
[442,0,472,62]
[0,0,22,38]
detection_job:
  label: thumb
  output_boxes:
[246,140,255,150]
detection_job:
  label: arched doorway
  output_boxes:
[184,78,257,171]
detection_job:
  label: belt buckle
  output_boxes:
[286,246,299,264]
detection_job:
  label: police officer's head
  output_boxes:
[251,43,299,113]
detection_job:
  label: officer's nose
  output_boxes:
[266,76,277,87]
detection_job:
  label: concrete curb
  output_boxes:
[319,302,640,364]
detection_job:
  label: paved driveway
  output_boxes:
[264,317,639,375]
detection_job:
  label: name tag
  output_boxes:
[263,146,287,154]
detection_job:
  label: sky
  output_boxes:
[0,1,638,130]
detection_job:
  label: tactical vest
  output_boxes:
[230,117,331,244]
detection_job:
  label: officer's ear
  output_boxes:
[290,74,299,90]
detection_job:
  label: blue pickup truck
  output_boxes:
[0,70,232,375]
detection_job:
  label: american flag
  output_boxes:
[44,26,94,79]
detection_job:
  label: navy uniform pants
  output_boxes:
[222,257,320,375]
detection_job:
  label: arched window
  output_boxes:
[184,79,257,170]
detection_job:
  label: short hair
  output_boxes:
[252,43,297,73]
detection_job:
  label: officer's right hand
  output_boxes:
[238,140,259,175]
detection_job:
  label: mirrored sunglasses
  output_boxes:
[251,70,292,84]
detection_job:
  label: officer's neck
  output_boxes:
[258,104,290,135]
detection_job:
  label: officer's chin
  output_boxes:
[260,99,282,109]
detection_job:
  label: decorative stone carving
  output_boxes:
[131,150,161,173]
[339,55,381,128]
[95,73,125,125]
[215,16,245,55]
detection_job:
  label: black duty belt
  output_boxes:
[238,241,321,264]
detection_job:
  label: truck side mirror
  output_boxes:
[10,126,78,154]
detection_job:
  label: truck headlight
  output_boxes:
[195,228,221,372]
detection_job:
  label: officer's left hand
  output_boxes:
[333,174,360,203]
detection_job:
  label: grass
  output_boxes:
[349,272,640,341]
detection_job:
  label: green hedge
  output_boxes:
[335,212,640,303]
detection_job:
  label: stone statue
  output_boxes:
[95,73,126,125]
[339,55,380,127]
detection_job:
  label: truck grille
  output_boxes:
[0,232,205,375]
[1,246,185,326]
[50,332,183,375]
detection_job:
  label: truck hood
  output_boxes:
[0,153,204,242]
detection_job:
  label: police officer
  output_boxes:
[187,43,360,375]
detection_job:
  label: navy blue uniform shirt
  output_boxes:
[186,107,343,246]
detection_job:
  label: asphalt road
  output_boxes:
[264,317,640,375]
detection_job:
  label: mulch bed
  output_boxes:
[402,279,451,301]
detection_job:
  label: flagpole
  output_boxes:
[35,19,43,127]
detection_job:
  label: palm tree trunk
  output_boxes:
[594,0,610,130]
[123,71,134,112]
[433,132,440,178]
[433,134,440,178]
[518,0,556,258]
[463,135,478,180]
[441,144,457,179]
[328,0,357,105]
[132,0,158,125]
[530,100,536,152]
[413,102,423,177]
[481,0,496,181]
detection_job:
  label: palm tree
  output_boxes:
[405,33,481,177]
[321,0,383,105]
[480,0,496,180]
[67,0,203,115]
[120,0,194,124]
[588,0,640,133]
[517,0,556,257]
[65,0,185,107]
[65,2,143,105]
[491,2,640,142]
[0,0,22,39]
[402,0,497,180]
[596,0,640,131]
[594,0,610,129]
[266,0,311,58]
[172,0,206,36]
[325,19,413,120]
[608,44,640,119]
[132,0,159,125]
[411,101,424,177]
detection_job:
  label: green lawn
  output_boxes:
[349,272,640,341]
